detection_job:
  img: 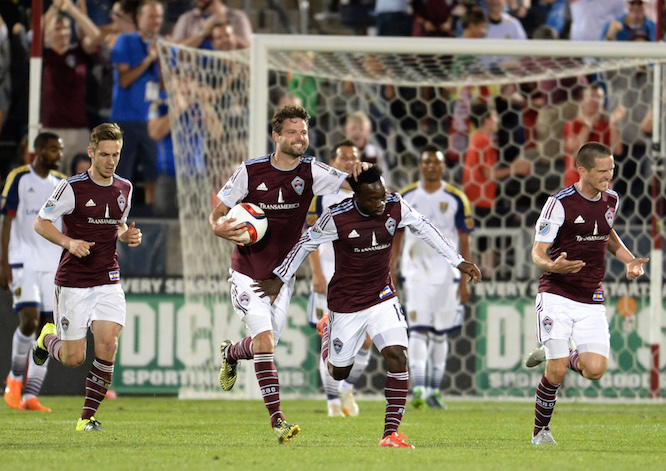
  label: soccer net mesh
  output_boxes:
[158,37,665,400]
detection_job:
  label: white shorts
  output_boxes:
[535,292,610,359]
[307,290,327,328]
[10,267,56,313]
[404,280,463,334]
[54,284,126,341]
[229,269,295,344]
[327,297,408,368]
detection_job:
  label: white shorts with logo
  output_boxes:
[535,292,610,359]
[54,284,126,341]
[229,269,295,344]
[10,267,56,313]
[327,297,408,368]
[404,279,463,334]
[307,290,327,328]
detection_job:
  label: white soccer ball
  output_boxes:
[226,202,268,245]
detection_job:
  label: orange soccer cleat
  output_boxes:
[18,397,52,412]
[4,375,22,409]
[378,432,415,449]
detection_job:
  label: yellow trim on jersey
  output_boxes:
[1,165,30,198]
[398,182,418,196]
[50,170,67,179]
[306,195,321,227]
[444,183,473,218]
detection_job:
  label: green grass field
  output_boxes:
[1,397,664,470]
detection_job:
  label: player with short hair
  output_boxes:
[526,142,648,445]
[32,123,143,431]
[306,140,371,418]
[209,105,367,444]
[2,132,66,411]
[392,144,474,409]
[255,166,481,448]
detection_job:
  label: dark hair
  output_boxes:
[271,105,310,135]
[34,132,61,151]
[532,24,558,40]
[70,153,91,176]
[576,142,612,170]
[421,143,440,154]
[331,140,357,160]
[469,101,494,129]
[346,165,383,194]
[90,123,123,151]
[461,6,487,29]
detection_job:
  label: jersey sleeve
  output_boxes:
[398,195,465,267]
[39,180,75,221]
[273,207,339,282]
[311,160,347,196]
[120,182,134,224]
[0,172,21,215]
[305,195,324,228]
[217,163,249,209]
[534,196,565,244]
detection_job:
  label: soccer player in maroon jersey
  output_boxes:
[209,105,368,444]
[255,166,481,448]
[526,142,648,445]
[32,123,143,432]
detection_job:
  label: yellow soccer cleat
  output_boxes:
[273,418,300,444]
[32,323,56,366]
[76,417,103,432]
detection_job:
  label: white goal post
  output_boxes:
[158,35,665,400]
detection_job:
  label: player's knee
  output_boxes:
[329,363,351,381]
[18,309,40,335]
[544,362,567,383]
[382,345,407,372]
[582,362,607,381]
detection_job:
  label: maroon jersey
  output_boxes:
[40,172,133,288]
[273,193,463,313]
[217,154,346,280]
[534,185,619,304]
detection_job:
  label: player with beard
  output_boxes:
[210,105,368,444]
[255,166,481,448]
[2,132,66,412]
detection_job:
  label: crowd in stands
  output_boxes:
[0,0,661,220]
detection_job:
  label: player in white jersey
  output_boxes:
[392,145,474,410]
[1,132,65,412]
[306,141,372,418]
[209,106,368,444]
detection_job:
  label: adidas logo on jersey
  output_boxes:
[85,199,96,207]
[574,215,585,224]
[348,229,360,238]
[256,183,268,191]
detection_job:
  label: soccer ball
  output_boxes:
[226,202,268,245]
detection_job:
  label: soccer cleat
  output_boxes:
[32,323,56,366]
[316,312,329,336]
[18,397,52,412]
[411,387,426,409]
[327,401,345,417]
[76,417,103,432]
[531,427,557,445]
[525,346,546,368]
[4,375,22,409]
[425,391,447,409]
[378,432,415,448]
[273,418,300,444]
[218,340,238,391]
[339,388,359,417]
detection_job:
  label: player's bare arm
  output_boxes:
[456,261,482,284]
[532,241,585,274]
[607,229,648,280]
[34,216,95,258]
[209,201,251,245]
[252,277,284,304]
[118,221,143,247]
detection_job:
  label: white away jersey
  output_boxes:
[1,165,65,271]
[399,181,474,284]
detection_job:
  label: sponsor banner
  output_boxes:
[114,277,320,394]
[475,281,666,398]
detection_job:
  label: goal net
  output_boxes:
[157,37,665,400]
